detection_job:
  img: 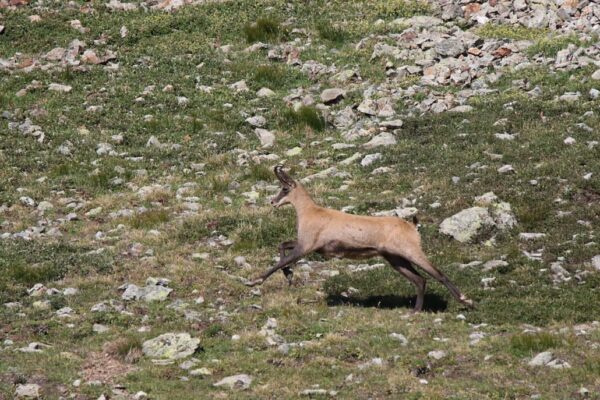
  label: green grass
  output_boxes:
[128,209,170,229]
[525,34,596,57]
[316,22,352,45]
[510,332,561,357]
[374,0,431,19]
[476,24,548,41]
[244,17,283,43]
[280,105,327,132]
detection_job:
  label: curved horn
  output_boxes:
[274,165,296,186]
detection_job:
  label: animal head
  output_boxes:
[271,165,298,208]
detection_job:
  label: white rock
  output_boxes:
[48,83,72,93]
[592,69,600,80]
[229,80,249,92]
[190,367,212,376]
[245,116,266,127]
[564,137,576,145]
[379,119,403,129]
[20,196,36,207]
[363,132,396,149]
[528,351,554,367]
[15,384,41,399]
[449,105,473,113]
[256,87,275,97]
[361,153,382,167]
[340,152,362,166]
[428,350,447,360]
[286,147,302,156]
[320,88,346,104]
[440,207,494,243]
[559,92,580,102]
[497,164,514,174]
[213,374,252,390]
[591,255,600,271]
[254,128,275,148]
[27,283,46,297]
[519,233,546,241]
[93,324,110,333]
[389,333,408,345]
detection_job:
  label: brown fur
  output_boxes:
[246,165,474,312]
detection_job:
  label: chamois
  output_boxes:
[245,165,474,312]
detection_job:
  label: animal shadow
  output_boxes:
[326,293,448,312]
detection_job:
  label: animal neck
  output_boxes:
[290,185,317,218]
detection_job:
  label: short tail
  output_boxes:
[412,215,419,226]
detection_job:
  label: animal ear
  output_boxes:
[274,165,296,187]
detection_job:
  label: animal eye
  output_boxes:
[282,187,290,193]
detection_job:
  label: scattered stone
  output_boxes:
[142,333,200,360]
[482,260,508,272]
[320,88,346,104]
[121,278,173,302]
[255,128,275,148]
[519,233,546,241]
[428,350,447,360]
[435,38,466,58]
[361,153,382,167]
[257,87,275,97]
[18,342,51,353]
[300,388,338,397]
[363,132,396,149]
[379,119,403,129]
[340,152,362,166]
[440,207,494,243]
[213,374,252,390]
[389,333,408,346]
[27,283,46,297]
[48,83,72,93]
[15,384,41,399]
[449,105,473,113]
[190,367,212,376]
[245,115,266,127]
[230,80,249,92]
[559,92,581,102]
[93,324,110,333]
[592,255,600,271]
[286,147,302,156]
[497,164,514,174]
[528,351,571,368]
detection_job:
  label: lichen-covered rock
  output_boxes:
[440,207,494,243]
[490,201,517,229]
[142,333,200,360]
[121,283,172,302]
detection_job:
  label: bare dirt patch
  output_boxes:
[81,352,137,384]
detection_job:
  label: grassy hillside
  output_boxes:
[1,0,599,398]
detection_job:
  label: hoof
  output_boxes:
[460,294,475,309]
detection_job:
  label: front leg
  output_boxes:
[279,241,297,286]
[245,244,305,287]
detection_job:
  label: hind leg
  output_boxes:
[389,246,473,308]
[384,254,426,312]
